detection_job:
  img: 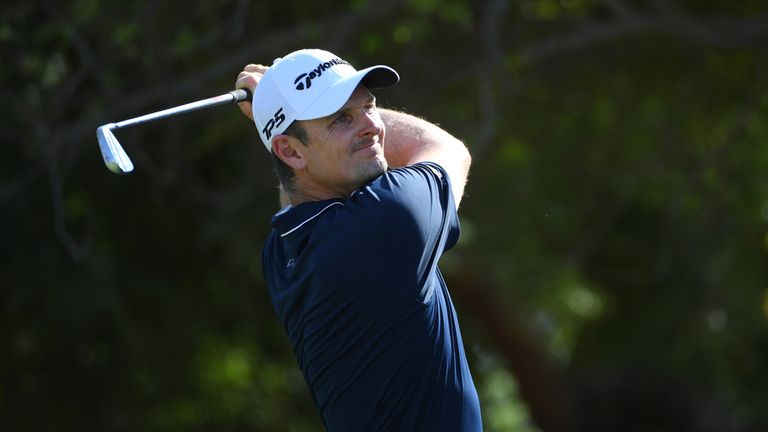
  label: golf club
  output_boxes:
[97,88,252,174]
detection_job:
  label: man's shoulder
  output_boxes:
[266,162,452,243]
[385,162,448,180]
[358,162,449,201]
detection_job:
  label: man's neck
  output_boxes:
[286,179,352,207]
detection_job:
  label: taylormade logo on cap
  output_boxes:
[293,58,351,90]
[251,48,400,151]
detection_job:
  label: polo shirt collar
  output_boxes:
[272,198,344,237]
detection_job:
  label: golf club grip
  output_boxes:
[114,88,253,130]
[232,88,252,102]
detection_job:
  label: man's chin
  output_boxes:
[355,158,387,187]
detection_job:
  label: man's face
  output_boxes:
[298,85,387,196]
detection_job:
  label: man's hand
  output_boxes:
[235,64,269,121]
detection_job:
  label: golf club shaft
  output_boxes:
[114,89,251,130]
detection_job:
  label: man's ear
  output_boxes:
[272,134,307,170]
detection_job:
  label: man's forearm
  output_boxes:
[381,109,450,168]
[380,109,471,206]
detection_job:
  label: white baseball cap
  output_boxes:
[251,49,399,151]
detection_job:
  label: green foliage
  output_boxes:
[3,0,768,430]
[475,350,541,432]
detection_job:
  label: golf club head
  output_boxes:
[97,124,134,173]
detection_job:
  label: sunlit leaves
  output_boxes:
[475,350,542,432]
[521,0,561,21]
[173,30,197,57]
[408,0,473,27]
[41,52,67,88]
[499,136,532,168]
[519,0,598,21]
[358,32,384,55]
[72,0,100,23]
[0,23,14,42]
[392,23,413,44]
[111,22,139,45]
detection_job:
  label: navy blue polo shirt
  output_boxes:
[262,162,481,431]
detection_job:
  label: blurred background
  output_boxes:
[2,0,768,430]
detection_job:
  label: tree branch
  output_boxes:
[65,0,408,164]
[472,0,511,160]
[0,167,41,201]
[42,130,93,262]
[519,12,768,64]
[229,0,252,42]
[601,0,638,19]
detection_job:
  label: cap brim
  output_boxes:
[297,65,399,121]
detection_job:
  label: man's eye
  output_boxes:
[333,114,351,124]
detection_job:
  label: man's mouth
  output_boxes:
[351,139,379,154]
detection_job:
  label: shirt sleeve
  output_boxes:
[344,162,461,301]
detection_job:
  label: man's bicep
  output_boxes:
[364,165,458,247]
[419,155,469,209]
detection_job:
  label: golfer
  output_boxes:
[235,49,481,431]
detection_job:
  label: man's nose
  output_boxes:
[358,110,382,138]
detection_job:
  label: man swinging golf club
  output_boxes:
[236,49,481,431]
